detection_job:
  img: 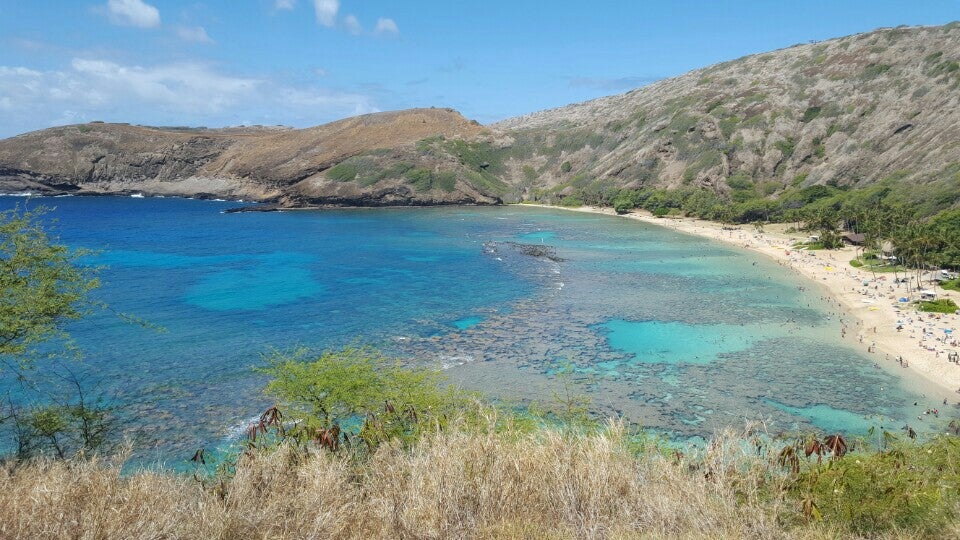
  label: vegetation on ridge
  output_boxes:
[5,25,960,214]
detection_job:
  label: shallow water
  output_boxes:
[0,196,944,461]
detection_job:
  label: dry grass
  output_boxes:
[0,421,928,539]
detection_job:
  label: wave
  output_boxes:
[440,355,475,370]
[224,414,262,440]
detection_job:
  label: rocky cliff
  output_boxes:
[493,23,960,208]
[0,108,497,206]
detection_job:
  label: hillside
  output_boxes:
[492,23,960,213]
[3,24,960,212]
[0,108,499,206]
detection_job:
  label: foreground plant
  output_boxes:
[0,206,99,371]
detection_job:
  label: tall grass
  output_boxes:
[6,417,946,539]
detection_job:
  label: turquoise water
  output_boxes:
[452,317,485,330]
[0,196,939,460]
[599,320,765,365]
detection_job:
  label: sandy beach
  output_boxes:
[517,204,960,400]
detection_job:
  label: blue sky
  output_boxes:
[0,1,957,137]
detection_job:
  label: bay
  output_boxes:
[0,196,934,461]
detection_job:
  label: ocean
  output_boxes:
[0,196,936,462]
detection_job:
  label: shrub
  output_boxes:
[326,163,358,182]
[941,278,960,292]
[861,63,892,78]
[819,230,844,249]
[917,298,958,314]
[727,172,754,191]
[719,116,741,138]
[464,171,510,196]
[435,171,457,192]
[558,195,584,207]
[377,162,414,180]
[441,139,504,174]
[560,161,572,173]
[813,141,826,158]
[613,200,633,214]
[403,168,434,191]
[258,346,473,447]
[775,138,796,159]
[788,436,960,535]
[801,106,822,123]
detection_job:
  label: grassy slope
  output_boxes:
[492,23,960,213]
[2,421,959,538]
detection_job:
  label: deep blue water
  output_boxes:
[0,196,942,462]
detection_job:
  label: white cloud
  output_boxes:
[70,59,257,112]
[177,26,214,43]
[313,0,339,27]
[105,0,161,28]
[275,0,296,9]
[375,17,399,36]
[344,15,362,35]
[0,59,378,136]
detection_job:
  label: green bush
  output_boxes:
[258,346,473,448]
[441,139,503,174]
[941,278,960,292]
[560,161,572,173]
[801,106,822,123]
[775,138,796,159]
[813,141,826,158]
[726,172,753,191]
[718,116,741,138]
[849,259,863,268]
[819,230,844,249]
[861,63,892,78]
[613,200,633,214]
[917,298,958,314]
[435,171,457,192]
[377,162,414,180]
[788,437,960,535]
[326,163,358,182]
[404,167,434,191]
[464,170,510,196]
[558,195,584,207]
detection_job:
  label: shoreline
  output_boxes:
[515,203,960,399]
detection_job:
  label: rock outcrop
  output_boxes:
[494,23,960,203]
[0,108,494,206]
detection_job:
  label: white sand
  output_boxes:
[516,204,960,398]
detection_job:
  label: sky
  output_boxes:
[0,1,957,137]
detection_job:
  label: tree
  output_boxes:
[6,367,116,460]
[0,206,114,460]
[258,346,474,449]
[1,206,99,373]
